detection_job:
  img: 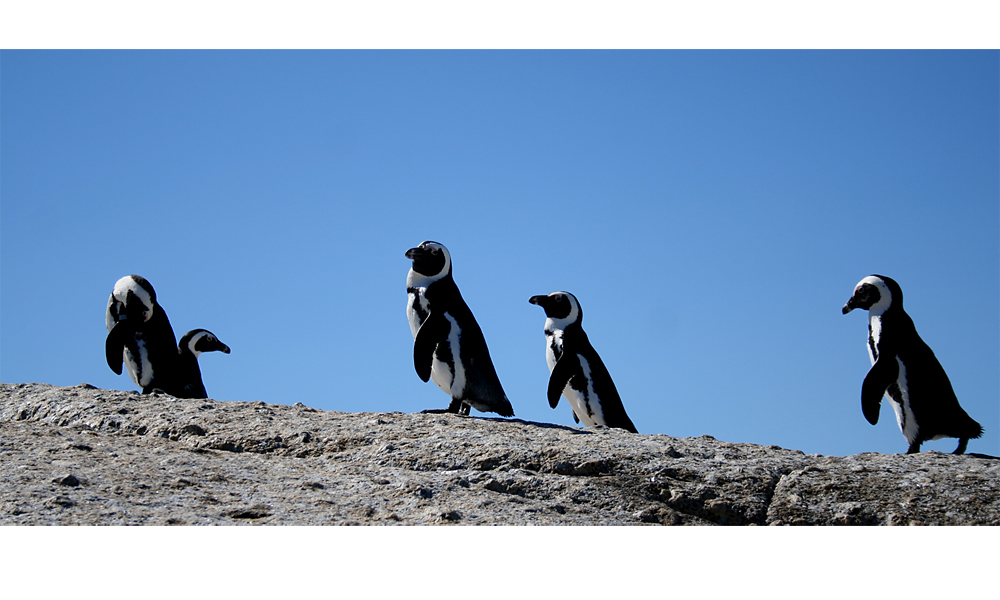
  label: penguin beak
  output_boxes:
[198,337,231,354]
[528,295,547,306]
[842,296,857,315]
[405,247,421,259]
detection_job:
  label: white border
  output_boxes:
[2,1,999,49]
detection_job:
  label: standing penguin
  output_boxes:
[405,241,514,417]
[843,275,982,454]
[168,329,231,399]
[105,274,179,394]
[529,291,637,433]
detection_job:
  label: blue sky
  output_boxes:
[2,50,997,458]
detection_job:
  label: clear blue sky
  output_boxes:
[2,51,997,458]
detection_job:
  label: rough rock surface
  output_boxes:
[1,383,997,525]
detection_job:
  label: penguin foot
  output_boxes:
[421,399,470,416]
[953,438,969,455]
[906,442,921,454]
[446,398,471,415]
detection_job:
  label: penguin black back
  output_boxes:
[529,291,637,433]
[843,275,983,454]
[406,241,514,417]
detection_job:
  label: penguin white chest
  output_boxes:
[869,315,917,443]
[406,289,432,338]
[430,313,466,397]
[545,329,563,371]
[544,329,605,428]
[867,315,882,365]
[408,287,466,399]
[566,355,606,428]
[891,357,919,444]
[125,335,155,388]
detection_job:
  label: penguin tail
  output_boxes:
[950,412,984,441]
[494,398,515,418]
[964,419,984,441]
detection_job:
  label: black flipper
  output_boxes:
[547,354,577,409]
[413,311,448,383]
[861,356,898,425]
[105,321,127,375]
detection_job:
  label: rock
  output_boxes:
[0,383,997,525]
[53,474,81,487]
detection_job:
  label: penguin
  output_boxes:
[105,275,180,394]
[168,329,231,399]
[405,241,514,417]
[843,275,982,454]
[529,291,637,433]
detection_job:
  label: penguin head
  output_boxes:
[180,329,231,357]
[529,291,582,327]
[106,274,158,330]
[405,241,452,283]
[843,275,901,316]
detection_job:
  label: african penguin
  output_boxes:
[405,241,515,417]
[105,274,179,394]
[529,291,637,433]
[168,329,231,399]
[843,274,982,454]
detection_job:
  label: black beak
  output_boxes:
[528,295,548,306]
[842,297,856,315]
[405,247,421,259]
[197,337,231,355]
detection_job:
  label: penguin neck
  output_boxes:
[407,267,453,290]
[544,317,568,335]
[545,317,583,341]
[544,306,581,334]
[177,347,204,383]
[178,342,202,365]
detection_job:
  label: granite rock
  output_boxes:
[1,383,996,525]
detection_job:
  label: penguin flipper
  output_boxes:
[105,322,127,375]
[547,354,577,409]
[861,357,898,426]
[413,311,447,383]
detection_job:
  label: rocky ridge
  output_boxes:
[1,383,997,525]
